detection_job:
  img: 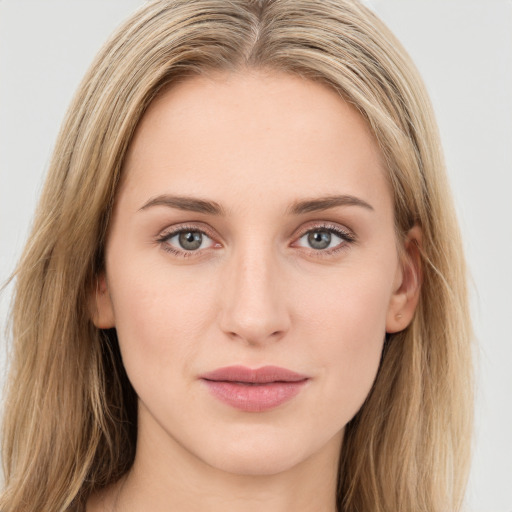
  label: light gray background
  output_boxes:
[1,1,511,510]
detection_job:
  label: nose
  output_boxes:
[218,245,291,346]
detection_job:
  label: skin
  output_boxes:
[88,69,421,512]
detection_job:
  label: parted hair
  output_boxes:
[1,1,473,510]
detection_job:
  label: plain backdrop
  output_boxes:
[1,1,511,511]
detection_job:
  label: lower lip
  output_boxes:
[202,379,308,412]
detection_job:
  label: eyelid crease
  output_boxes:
[155,224,220,258]
[289,222,357,258]
[156,223,217,239]
[154,221,356,258]
[293,222,357,243]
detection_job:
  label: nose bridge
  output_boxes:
[219,239,289,344]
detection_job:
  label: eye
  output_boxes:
[294,225,355,252]
[157,227,217,255]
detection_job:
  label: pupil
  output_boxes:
[179,231,202,250]
[308,231,331,250]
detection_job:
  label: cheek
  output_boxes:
[298,263,394,421]
[301,260,393,349]
[106,253,218,382]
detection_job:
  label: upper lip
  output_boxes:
[200,365,309,384]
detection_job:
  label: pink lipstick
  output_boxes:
[200,365,309,412]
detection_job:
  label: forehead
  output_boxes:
[120,69,391,215]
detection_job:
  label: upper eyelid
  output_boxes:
[156,225,217,255]
[156,220,356,245]
[158,222,217,239]
[293,221,355,239]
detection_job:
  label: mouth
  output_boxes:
[200,365,309,412]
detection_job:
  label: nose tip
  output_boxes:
[223,318,286,346]
[218,253,290,346]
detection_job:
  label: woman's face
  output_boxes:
[94,70,419,476]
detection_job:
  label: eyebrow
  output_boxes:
[139,195,225,215]
[288,195,374,215]
[138,193,374,216]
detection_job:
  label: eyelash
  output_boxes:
[294,223,356,256]
[156,224,218,258]
[155,222,356,258]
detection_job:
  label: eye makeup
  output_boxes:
[155,223,221,258]
[154,220,356,259]
[291,221,356,257]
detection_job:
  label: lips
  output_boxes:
[200,365,309,412]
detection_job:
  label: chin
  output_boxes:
[196,427,338,478]
[209,447,305,477]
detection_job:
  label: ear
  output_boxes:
[386,225,422,333]
[90,272,115,329]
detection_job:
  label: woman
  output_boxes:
[1,0,473,511]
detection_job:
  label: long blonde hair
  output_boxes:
[1,1,473,510]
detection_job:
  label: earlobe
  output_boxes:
[386,225,422,333]
[90,272,116,329]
